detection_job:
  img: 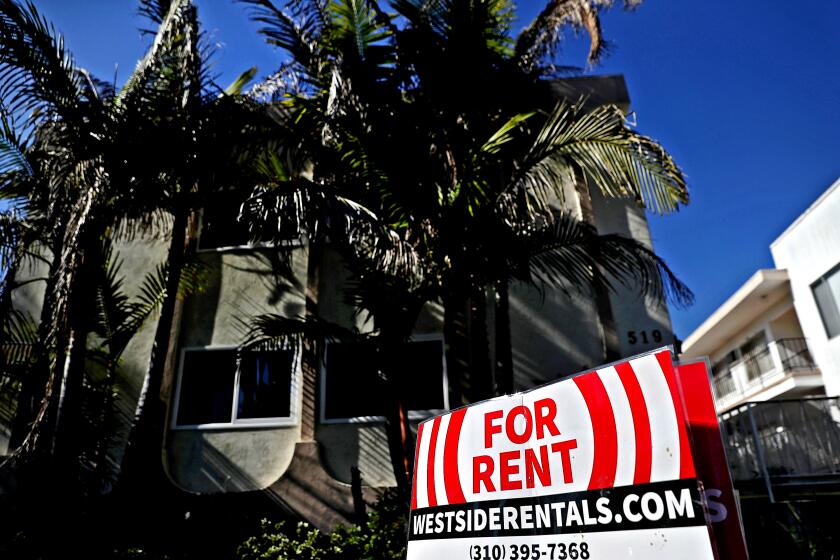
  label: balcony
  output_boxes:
[720,397,840,499]
[712,338,822,412]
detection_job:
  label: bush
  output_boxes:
[237,491,407,560]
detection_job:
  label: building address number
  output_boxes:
[627,329,663,345]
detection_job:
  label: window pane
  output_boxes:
[401,340,446,411]
[237,350,295,419]
[739,331,767,357]
[814,274,840,339]
[323,339,445,420]
[323,342,387,419]
[199,193,251,250]
[177,349,237,425]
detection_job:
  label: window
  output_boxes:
[321,336,448,423]
[198,192,303,252]
[712,351,738,378]
[173,346,299,429]
[197,193,253,251]
[812,264,840,339]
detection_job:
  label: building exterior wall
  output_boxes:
[2,238,167,467]
[589,184,675,358]
[771,178,840,396]
[165,246,309,492]
[3,75,680,529]
[703,292,794,368]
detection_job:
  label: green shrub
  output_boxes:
[237,492,407,560]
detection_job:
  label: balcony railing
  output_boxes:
[712,338,818,405]
[720,397,840,499]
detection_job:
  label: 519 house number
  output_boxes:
[626,329,663,345]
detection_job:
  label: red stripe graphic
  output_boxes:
[574,373,618,490]
[443,408,467,504]
[656,351,696,479]
[411,422,425,510]
[615,362,653,484]
[426,416,443,507]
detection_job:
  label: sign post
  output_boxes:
[407,348,718,560]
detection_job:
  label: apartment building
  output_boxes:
[3,75,678,528]
[682,177,840,413]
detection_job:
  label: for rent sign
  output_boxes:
[407,348,717,560]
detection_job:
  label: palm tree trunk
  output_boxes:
[2,248,25,445]
[443,287,469,408]
[9,240,62,450]
[468,286,493,401]
[52,227,103,473]
[494,279,513,396]
[375,298,425,498]
[444,280,494,406]
[382,369,412,497]
[119,205,192,491]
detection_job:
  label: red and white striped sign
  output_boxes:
[407,349,717,560]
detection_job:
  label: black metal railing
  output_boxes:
[719,397,840,498]
[713,371,737,401]
[711,339,818,404]
[743,345,775,382]
[776,337,817,371]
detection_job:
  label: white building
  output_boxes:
[682,177,840,412]
[771,178,840,397]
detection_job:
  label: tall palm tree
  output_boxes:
[238,0,691,495]
[0,0,262,488]
[116,0,272,493]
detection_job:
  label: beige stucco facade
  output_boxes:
[3,75,678,529]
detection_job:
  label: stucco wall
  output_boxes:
[2,238,168,468]
[312,247,444,487]
[165,245,308,493]
[771,179,840,396]
[588,187,675,357]
[705,296,793,366]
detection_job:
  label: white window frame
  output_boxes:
[195,206,303,253]
[171,344,301,430]
[319,333,449,424]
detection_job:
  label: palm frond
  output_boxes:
[1,308,37,367]
[515,0,641,72]
[0,208,24,273]
[0,0,85,136]
[239,0,325,81]
[138,0,174,33]
[0,110,31,177]
[511,211,693,308]
[92,238,134,357]
[119,0,201,107]
[503,101,687,216]
[328,0,392,64]
[111,257,209,351]
[240,175,424,287]
[238,312,359,352]
[225,66,258,95]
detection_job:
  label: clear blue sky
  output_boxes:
[36,0,840,339]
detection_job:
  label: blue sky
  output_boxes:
[36,0,840,339]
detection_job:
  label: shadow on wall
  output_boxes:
[317,422,398,487]
[166,433,378,531]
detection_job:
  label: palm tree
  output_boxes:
[115,0,273,493]
[0,0,263,490]
[237,0,691,495]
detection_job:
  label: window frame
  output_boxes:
[195,203,304,254]
[811,262,840,340]
[171,344,301,430]
[319,333,449,425]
